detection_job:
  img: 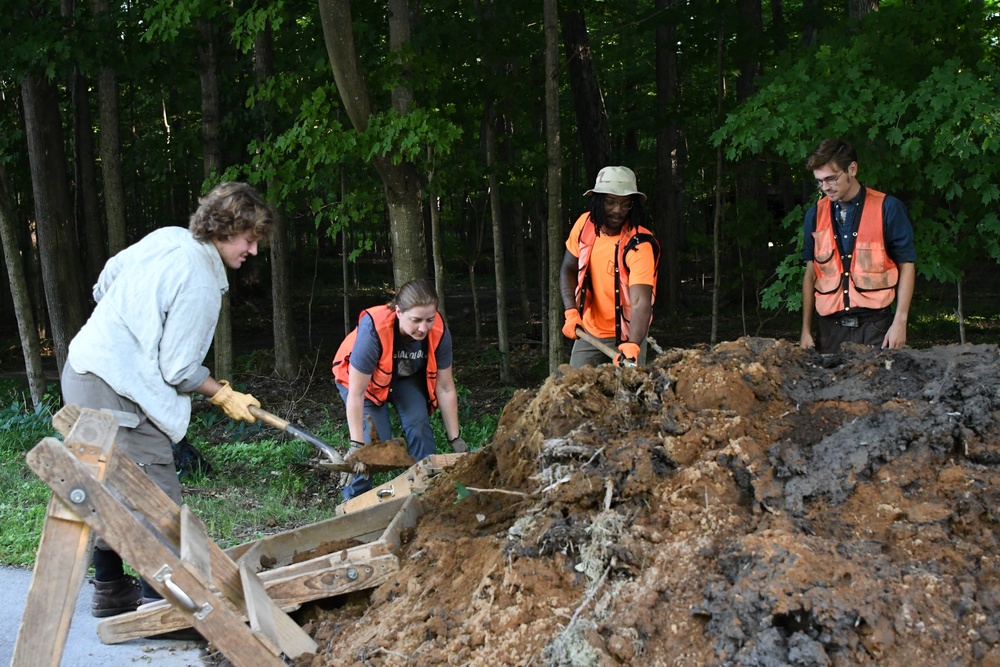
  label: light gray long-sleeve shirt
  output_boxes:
[67,226,228,441]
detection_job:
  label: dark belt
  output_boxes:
[832,310,889,328]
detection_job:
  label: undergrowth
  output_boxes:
[0,374,501,566]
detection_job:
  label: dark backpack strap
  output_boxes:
[622,233,661,274]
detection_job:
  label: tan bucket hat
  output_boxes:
[584,166,647,202]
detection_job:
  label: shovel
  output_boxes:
[248,406,346,465]
[575,326,638,368]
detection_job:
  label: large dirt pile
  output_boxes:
[296,338,1000,667]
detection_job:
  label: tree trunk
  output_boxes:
[198,19,222,180]
[196,17,231,380]
[71,67,105,284]
[427,147,447,318]
[735,0,768,311]
[255,21,298,380]
[562,10,611,184]
[341,170,351,336]
[544,0,564,372]
[512,202,531,319]
[21,74,88,375]
[0,165,47,408]
[711,23,725,345]
[802,0,822,46]
[318,0,428,286]
[655,0,683,320]
[485,104,510,382]
[849,0,879,19]
[91,0,128,256]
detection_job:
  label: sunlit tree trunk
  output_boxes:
[318,0,428,286]
[544,0,563,372]
[0,166,46,408]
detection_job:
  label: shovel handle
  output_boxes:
[248,406,346,465]
[248,405,289,430]
[575,327,637,368]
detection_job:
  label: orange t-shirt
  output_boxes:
[566,215,656,338]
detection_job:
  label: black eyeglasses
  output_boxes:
[604,198,634,212]
[815,171,846,190]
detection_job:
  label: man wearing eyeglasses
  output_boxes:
[561,166,660,368]
[800,138,916,354]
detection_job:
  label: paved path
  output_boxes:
[0,565,206,666]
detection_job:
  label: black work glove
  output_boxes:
[448,435,469,453]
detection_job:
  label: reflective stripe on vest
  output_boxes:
[812,189,897,316]
[331,306,443,412]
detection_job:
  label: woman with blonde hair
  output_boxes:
[332,279,467,500]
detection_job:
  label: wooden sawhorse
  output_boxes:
[11,405,317,667]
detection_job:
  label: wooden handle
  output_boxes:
[248,405,289,430]
[575,327,637,368]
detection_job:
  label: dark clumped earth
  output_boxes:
[263,338,1000,667]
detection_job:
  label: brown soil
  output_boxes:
[281,338,1000,667]
[346,436,416,471]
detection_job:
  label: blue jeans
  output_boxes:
[337,374,436,500]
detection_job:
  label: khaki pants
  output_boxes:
[569,336,648,369]
[60,363,182,552]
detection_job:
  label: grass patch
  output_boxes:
[0,377,502,567]
[0,381,60,565]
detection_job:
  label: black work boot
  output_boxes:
[90,575,142,618]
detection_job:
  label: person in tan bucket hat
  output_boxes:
[560,166,660,368]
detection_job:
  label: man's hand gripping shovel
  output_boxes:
[575,326,638,368]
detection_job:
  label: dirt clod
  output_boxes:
[295,339,1000,667]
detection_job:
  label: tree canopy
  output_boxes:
[2,0,999,382]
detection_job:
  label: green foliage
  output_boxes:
[454,481,471,504]
[0,382,58,565]
[715,2,1000,312]
[209,437,312,471]
[360,108,461,166]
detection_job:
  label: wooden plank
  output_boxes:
[232,498,406,570]
[12,409,119,667]
[259,553,400,607]
[97,598,303,644]
[254,543,391,585]
[335,453,462,516]
[239,560,280,648]
[103,445,316,657]
[180,505,213,584]
[377,495,422,554]
[99,494,419,642]
[25,437,286,667]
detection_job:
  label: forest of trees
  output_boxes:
[1,0,999,407]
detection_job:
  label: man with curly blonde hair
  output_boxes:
[62,181,274,617]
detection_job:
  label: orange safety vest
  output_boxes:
[811,189,897,316]
[574,214,659,344]
[332,306,444,412]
